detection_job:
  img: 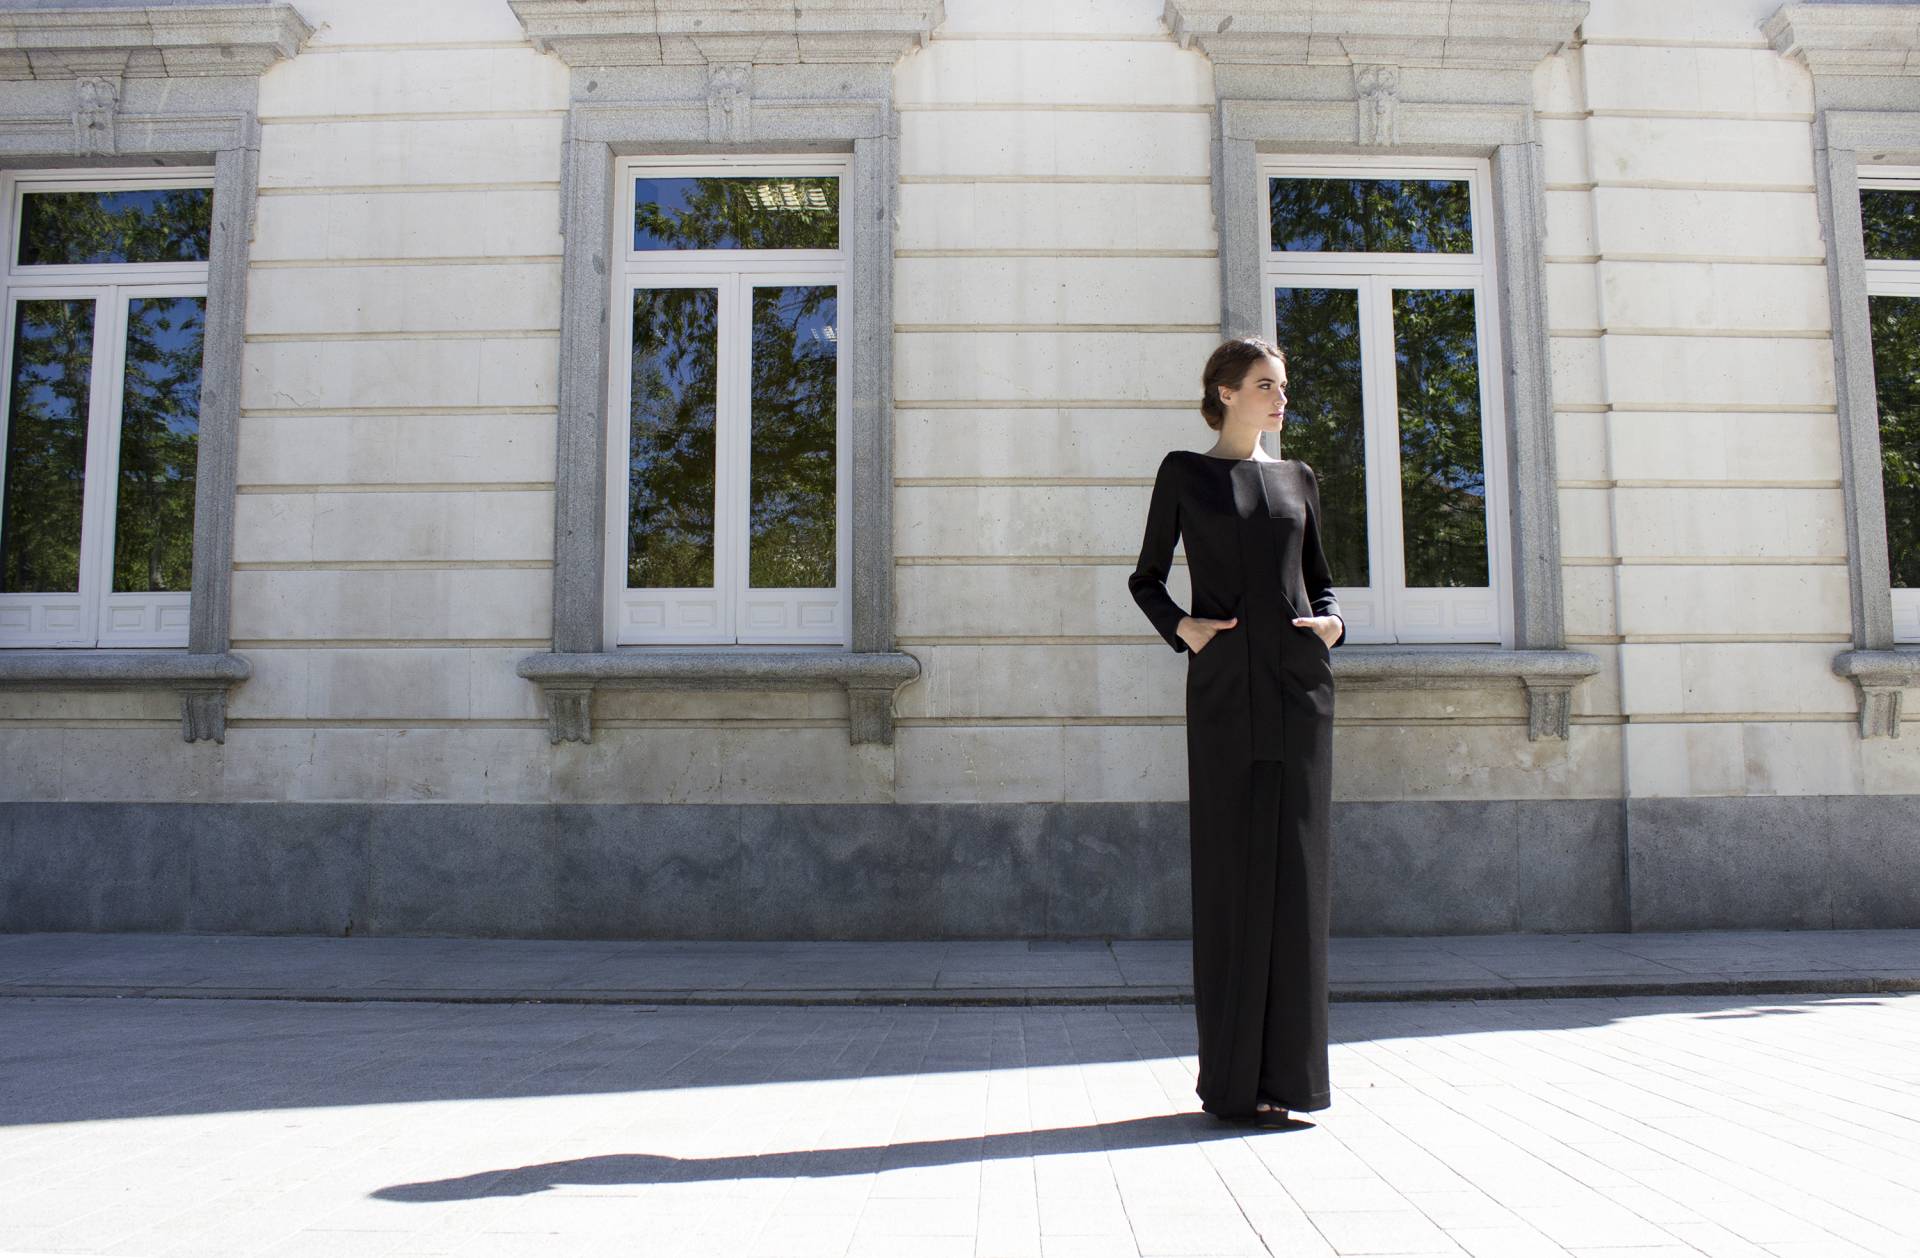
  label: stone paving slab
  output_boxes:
[0,928,1917,1006]
[2,989,1918,1257]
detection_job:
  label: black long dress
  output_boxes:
[1128,449,1345,1119]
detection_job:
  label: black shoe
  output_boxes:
[1201,1097,1290,1127]
[1251,1095,1290,1125]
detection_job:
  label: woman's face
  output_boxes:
[1218,354,1289,435]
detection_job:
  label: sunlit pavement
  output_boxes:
[4,988,1919,1257]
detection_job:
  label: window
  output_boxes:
[606,157,850,647]
[1260,156,1508,645]
[506,3,929,741]
[0,170,212,648]
[1861,168,1920,643]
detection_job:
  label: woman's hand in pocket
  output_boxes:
[1178,615,1238,654]
[1291,613,1342,649]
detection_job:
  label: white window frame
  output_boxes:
[1260,153,1512,647]
[0,167,213,649]
[603,154,853,647]
[1861,164,1920,644]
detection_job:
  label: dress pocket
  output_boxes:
[1189,629,1236,671]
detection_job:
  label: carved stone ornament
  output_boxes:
[1354,63,1399,144]
[72,75,120,155]
[707,62,752,142]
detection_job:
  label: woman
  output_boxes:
[1128,336,1345,1127]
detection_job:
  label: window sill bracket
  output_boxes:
[0,650,250,743]
[516,649,923,746]
[1832,649,1920,739]
[1330,646,1602,741]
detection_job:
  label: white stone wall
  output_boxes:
[0,0,1907,805]
[889,0,1217,803]
[1546,0,1909,801]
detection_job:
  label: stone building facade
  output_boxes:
[0,0,1915,938]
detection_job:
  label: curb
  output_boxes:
[3,974,1915,1006]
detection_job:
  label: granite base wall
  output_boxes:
[1,797,1912,938]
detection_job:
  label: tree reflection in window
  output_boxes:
[1871,294,1919,588]
[750,286,837,588]
[113,297,203,593]
[1274,287,1369,586]
[1,299,94,593]
[634,177,838,251]
[1269,178,1472,254]
[1394,288,1488,588]
[17,188,211,266]
[1861,189,1919,262]
[628,288,718,589]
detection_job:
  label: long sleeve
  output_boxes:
[1301,463,1346,649]
[1129,452,1191,653]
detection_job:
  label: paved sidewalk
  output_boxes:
[3,988,1918,1257]
[2,927,1917,1005]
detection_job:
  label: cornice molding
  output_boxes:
[508,0,943,68]
[1764,2,1920,78]
[1163,0,1587,69]
[0,4,312,80]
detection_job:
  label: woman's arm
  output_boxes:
[1302,463,1346,648]
[1129,453,1192,652]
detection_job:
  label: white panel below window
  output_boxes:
[94,592,190,648]
[735,590,846,644]
[1395,588,1501,644]
[1894,589,1920,643]
[0,593,91,646]
[619,590,732,644]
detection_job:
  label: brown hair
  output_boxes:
[1199,336,1287,431]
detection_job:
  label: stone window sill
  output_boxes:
[516,649,923,745]
[0,650,250,743]
[1328,645,1603,740]
[1832,648,1920,739]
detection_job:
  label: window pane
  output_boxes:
[1274,287,1368,586]
[628,287,718,589]
[749,286,837,589]
[1269,177,1472,253]
[1861,188,1920,262]
[1,299,95,594]
[113,296,204,594]
[17,188,212,266]
[633,177,839,251]
[1871,294,1920,587]
[1394,288,1489,588]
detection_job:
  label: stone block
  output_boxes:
[258,117,562,188]
[232,490,554,563]
[899,109,1210,178]
[896,182,1216,251]
[251,190,561,262]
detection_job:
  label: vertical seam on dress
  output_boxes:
[1224,463,1260,1110]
